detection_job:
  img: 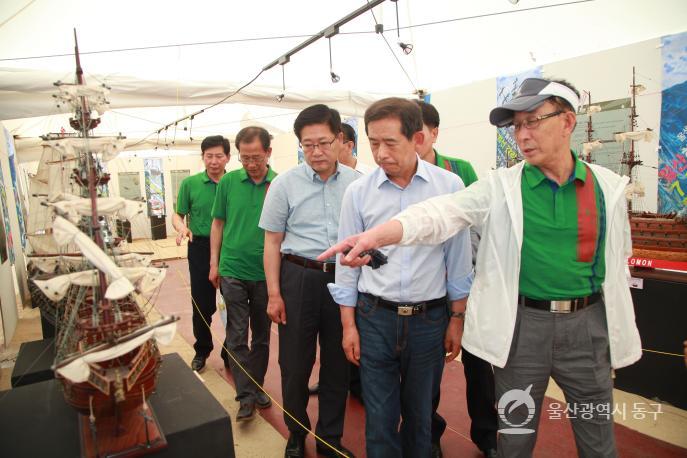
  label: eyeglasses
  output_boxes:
[510,110,563,132]
[300,137,337,153]
[238,155,265,164]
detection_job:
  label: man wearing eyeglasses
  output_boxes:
[320,78,641,457]
[173,135,230,373]
[209,126,276,422]
[259,105,359,458]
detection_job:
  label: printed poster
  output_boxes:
[144,158,166,217]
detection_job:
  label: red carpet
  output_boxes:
[156,259,686,457]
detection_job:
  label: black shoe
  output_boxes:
[308,382,319,395]
[316,441,355,458]
[481,448,497,458]
[431,441,443,458]
[256,391,272,409]
[236,400,255,422]
[284,433,305,458]
[191,355,207,372]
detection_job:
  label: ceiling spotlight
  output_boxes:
[399,42,413,55]
[276,93,285,102]
[330,72,341,83]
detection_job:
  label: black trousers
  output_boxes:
[432,348,498,451]
[278,259,349,441]
[187,237,218,357]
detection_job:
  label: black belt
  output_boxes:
[362,293,446,316]
[519,292,601,313]
[283,253,335,273]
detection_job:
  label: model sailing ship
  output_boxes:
[582,67,687,266]
[24,31,178,457]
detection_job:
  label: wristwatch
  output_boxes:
[450,311,466,320]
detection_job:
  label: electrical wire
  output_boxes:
[0,1,594,62]
[366,0,418,92]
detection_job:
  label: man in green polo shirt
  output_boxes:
[323,78,641,457]
[173,135,230,373]
[415,100,497,458]
[210,126,276,422]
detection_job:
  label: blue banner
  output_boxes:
[5,127,26,249]
[496,67,542,168]
[658,31,687,213]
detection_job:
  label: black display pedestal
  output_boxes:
[614,268,687,410]
[0,353,235,458]
[116,219,133,243]
[11,338,55,387]
[150,215,167,240]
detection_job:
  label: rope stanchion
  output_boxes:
[172,265,348,457]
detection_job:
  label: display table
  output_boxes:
[11,338,54,387]
[614,268,687,410]
[0,353,235,457]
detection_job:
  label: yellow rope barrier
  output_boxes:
[172,265,347,457]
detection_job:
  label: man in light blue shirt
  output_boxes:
[328,98,473,458]
[259,104,359,458]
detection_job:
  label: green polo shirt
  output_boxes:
[519,153,606,300]
[175,170,220,237]
[434,150,479,187]
[211,167,277,281]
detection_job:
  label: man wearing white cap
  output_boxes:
[319,77,642,457]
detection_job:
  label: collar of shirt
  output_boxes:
[373,154,430,189]
[238,166,277,184]
[303,161,341,183]
[523,151,587,190]
[202,169,225,184]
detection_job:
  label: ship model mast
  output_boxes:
[71,29,110,315]
[621,66,644,212]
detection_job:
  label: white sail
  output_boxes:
[56,320,177,383]
[615,130,654,143]
[51,194,145,224]
[55,83,110,116]
[582,140,604,155]
[29,252,154,274]
[44,137,126,162]
[625,181,646,201]
[52,216,134,299]
[33,267,166,301]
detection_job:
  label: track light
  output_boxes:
[276,93,285,102]
[330,72,341,83]
[399,42,413,55]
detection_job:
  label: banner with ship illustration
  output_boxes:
[658,31,687,213]
[496,67,542,168]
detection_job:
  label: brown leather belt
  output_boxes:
[362,293,446,316]
[283,253,335,273]
[519,292,601,313]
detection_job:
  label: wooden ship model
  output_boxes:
[25,31,178,457]
[582,68,687,268]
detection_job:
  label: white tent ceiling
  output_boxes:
[1,0,686,153]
